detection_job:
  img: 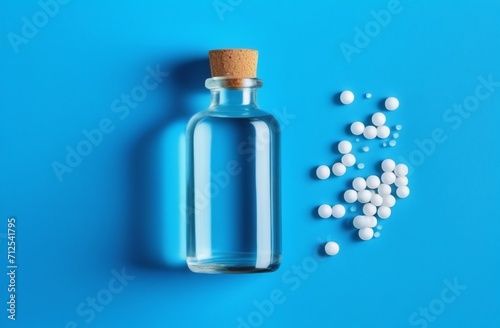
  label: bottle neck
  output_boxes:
[205,77,262,111]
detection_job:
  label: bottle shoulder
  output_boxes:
[187,109,280,131]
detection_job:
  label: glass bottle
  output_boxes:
[186,49,281,273]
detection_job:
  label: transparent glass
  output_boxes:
[186,77,281,273]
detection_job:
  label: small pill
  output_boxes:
[370,193,383,207]
[395,176,408,187]
[363,203,377,216]
[358,227,374,241]
[381,159,396,172]
[385,96,399,111]
[338,140,353,154]
[344,189,358,203]
[318,204,333,218]
[352,177,367,191]
[381,172,396,185]
[377,183,392,196]
[331,204,346,218]
[316,165,330,179]
[332,162,347,176]
[357,190,372,203]
[341,153,356,167]
[350,121,365,135]
[394,163,409,177]
[377,125,391,139]
[396,186,410,198]
[382,194,396,207]
[377,205,391,219]
[324,241,340,256]
[366,175,381,189]
[371,112,386,126]
[363,125,377,139]
[340,90,355,105]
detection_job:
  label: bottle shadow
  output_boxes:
[128,57,210,271]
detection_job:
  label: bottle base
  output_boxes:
[187,257,280,274]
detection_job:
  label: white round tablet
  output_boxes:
[332,162,347,176]
[338,140,352,154]
[371,112,386,126]
[396,186,410,198]
[350,121,365,135]
[370,193,383,207]
[394,163,409,177]
[381,159,396,172]
[341,153,356,167]
[377,205,391,219]
[324,241,340,256]
[358,227,374,241]
[344,189,358,203]
[352,177,367,191]
[318,204,332,218]
[357,190,372,203]
[363,203,377,216]
[377,184,392,196]
[385,96,399,111]
[340,90,355,105]
[382,194,396,207]
[316,165,330,179]
[377,125,391,139]
[331,204,346,218]
[366,175,381,189]
[363,125,377,139]
[381,172,396,185]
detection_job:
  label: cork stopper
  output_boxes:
[209,49,258,78]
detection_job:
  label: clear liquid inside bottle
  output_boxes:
[186,77,281,273]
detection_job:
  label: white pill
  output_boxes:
[318,204,332,218]
[365,93,372,98]
[357,163,365,169]
[331,204,346,218]
[385,96,399,111]
[377,206,391,219]
[381,159,396,172]
[344,189,358,203]
[352,177,367,191]
[377,184,392,196]
[394,163,409,177]
[383,194,396,207]
[332,162,347,176]
[363,203,377,216]
[350,121,365,135]
[381,172,396,185]
[365,215,377,228]
[357,190,372,203]
[338,140,352,154]
[358,227,374,241]
[389,140,397,147]
[396,186,410,198]
[395,176,408,187]
[377,125,391,139]
[324,241,340,256]
[371,112,386,126]
[341,153,356,167]
[370,193,383,207]
[366,175,381,189]
[340,90,354,105]
[363,125,377,139]
[316,165,330,179]
[353,215,368,229]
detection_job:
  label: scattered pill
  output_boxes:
[376,225,383,230]
[389,140,397,147]
[318,204,333,218]
[340,90,355,105]
[332,162,347,176]
[363,203,377,216]
[382,142,387,147]
[338,140,352,154]
[355,137,360,142]
[316,165,330,179]
[377,125,391,139]
[363,125,377,139]
[366,175,381,189]
[381,159,396,172]
[344,189,358,203]
[396,186,410,198]
[382,194,396,207]
[359,227,374,240]
[394,163,409,177]
[381,172,396,185]
[370,193,383,207]
[377,183,392,196]
[395,124,402,131]
[352,177,367,191]
[331,204,346,218]
[357,163,365,169]
[362,146,370,152]
[377,205,391,219]
[365,93,372,98]
[353,215,368,229]
[393,132,400,139]
[371,112,386,126]
[357,190,372,203]
[350,121,365,135]
[373,231,381,238]
[350,206,357,212]
[385,96,399,111]
[341,153,356,167]
[324,241,340,256]
[365,216,377,228]
[395,176,408,187]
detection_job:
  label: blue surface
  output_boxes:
[1,0,500,327]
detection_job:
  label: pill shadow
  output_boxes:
[332,92,343,106]
[129,57,210,271]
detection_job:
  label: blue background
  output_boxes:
[1,0,500,327]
